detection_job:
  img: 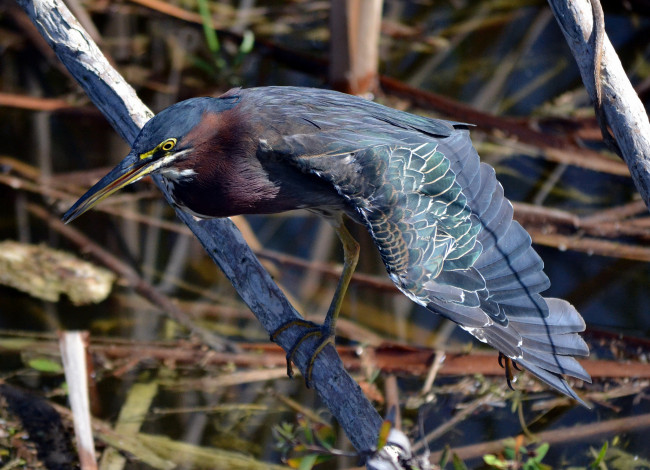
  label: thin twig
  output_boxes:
[3,330,650,380]
[430,411,650,462]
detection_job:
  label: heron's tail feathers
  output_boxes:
[431,152,591,404]
[491,298,590,404]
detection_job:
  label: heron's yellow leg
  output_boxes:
[324,220,361,330]
[305,220,360,379]
[271,218,360,386]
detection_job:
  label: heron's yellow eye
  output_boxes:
[161,138,176,152]
[139,138,177,160]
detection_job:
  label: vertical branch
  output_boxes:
[547,0,650,210]
[330,0,383,95]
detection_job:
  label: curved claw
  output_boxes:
[271,318,335,387]
[498,352,517,391]
[305,334,335,387]
[498,351,506,369]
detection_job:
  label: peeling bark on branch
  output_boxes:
[548,0,650,210]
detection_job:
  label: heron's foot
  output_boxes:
[270,319,335,388]
[498,352,522,391]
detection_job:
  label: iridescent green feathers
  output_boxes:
[241,86,589,402]
[363,143,483,297]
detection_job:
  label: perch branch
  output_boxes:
[547,0,650,210]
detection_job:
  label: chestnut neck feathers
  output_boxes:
[158,93,345,218]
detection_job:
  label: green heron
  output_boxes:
[63,86,590,404]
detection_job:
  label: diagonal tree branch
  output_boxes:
[17,0,383,458]
[547,0,650,210]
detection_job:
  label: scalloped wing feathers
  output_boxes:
[244,87,589,403]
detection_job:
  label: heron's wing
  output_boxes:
[283,129,590,404]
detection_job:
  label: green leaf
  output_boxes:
[195,0,221,59]
[376,420,392,449]
[27,358,62,373]
[239,30,255,55]
[301,421,314,445]
[503,446,518,460]
[289,454,318,470]
[272,422,295,442]
[590,441,608,468]
[315,424,336,449]
[438,445,451,468]
[533,443,549,463]
[299,454,318,470]
[484,454,508,469]
[452,453,469,470]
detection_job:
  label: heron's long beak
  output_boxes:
[62,152,155,224]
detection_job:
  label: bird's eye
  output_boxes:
[161,139,176,152]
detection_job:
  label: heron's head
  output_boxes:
[62,94,240,223]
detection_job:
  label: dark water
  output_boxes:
[1,0,650,468]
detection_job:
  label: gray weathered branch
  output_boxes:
[548,0,650,210]
[17,0,382,459]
